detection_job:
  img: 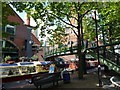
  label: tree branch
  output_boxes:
[82,9,92,17]
[66,14,78,37]
[82,3,95,18]
[67,16,72,25]
[48,12,78,29]
[71,28,78,37]
[78,2,85,11]
[59,11,78,21]
[73,2,78,11]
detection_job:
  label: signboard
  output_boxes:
[49,64,55,73]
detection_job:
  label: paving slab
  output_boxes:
[4,69,118,89]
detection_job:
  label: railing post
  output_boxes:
[52,45,54,56]
[47,46,49,54]
[56,48,58,53]
[70,41,73,53]
[64,45,67,54]
[116,56,119,65]
[44,41,46,56]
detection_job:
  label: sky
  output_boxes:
[15,10,36,26]
[11,5,36,26]
[10,5,26,22]
[17,11,26,22]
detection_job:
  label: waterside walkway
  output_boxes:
[3,69,118,90]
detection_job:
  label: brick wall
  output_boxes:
[6,6,44,60]
[14,25,28,56]
[32,34,41,45]
[7,6,24,25]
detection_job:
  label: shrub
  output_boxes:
[31,55,38,60]
[4,56,11,61]
[19,57,25,60]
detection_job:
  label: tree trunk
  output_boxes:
[109,25,115,53]
[77,36,83,79]
[77,13,83,79]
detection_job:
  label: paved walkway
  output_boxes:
[3,68,119,89]
[54,71,102,89]
[4,70,104,89]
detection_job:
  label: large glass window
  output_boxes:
[21,66,36,74]
[0,67,20,77]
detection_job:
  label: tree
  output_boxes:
[83,2,120,44]
[10,2,102,79]
[97,2,120,43]
[48,26,68,46]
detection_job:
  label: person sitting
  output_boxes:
[8,70,13,75]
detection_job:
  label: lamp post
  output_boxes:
[100,16,109,72]
[99,14,106,45]
[94,11,102,87]
[52,43,54,55]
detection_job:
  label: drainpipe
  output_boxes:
[26,13,32,61]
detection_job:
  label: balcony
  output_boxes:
[2,47,18,53]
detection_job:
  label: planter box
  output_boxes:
[6,61,15,64]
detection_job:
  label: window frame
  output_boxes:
[5,25,16,35]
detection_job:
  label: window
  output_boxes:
[2,26,5,32]
[5,25,16,35]
[9,37,14,41]
[6,27,14,34]
[5,41,16,48]
[21,66,36,74]
[0,67,20,77]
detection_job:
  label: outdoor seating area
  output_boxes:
[31,72,63,89]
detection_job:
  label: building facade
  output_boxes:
[2,5,44,62]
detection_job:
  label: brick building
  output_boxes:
[2,5,44,62]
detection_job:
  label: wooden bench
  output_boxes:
[31,72,63,88]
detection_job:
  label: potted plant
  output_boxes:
[19,56,26,62]
[31,55,38,61]
[4,56,14,64]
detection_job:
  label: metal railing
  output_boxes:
[44,41,120,73]
[110,76,120,88]
[86,41,120,73]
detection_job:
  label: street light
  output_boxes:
[94,11,102,87]
[99,14,106,45]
